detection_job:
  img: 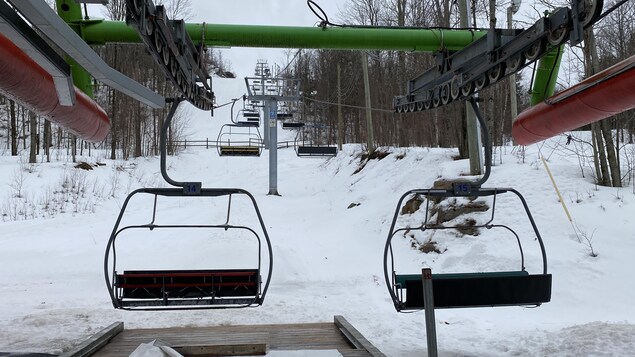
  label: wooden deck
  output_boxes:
[86,316,384,357]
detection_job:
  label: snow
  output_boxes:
[1,77,635,356]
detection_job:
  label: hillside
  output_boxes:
[0,77,634,356]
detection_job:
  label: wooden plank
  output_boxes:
[59,322,124,357]
[172,343,267,356]
[91,318,383,357]
[334,316,386,357]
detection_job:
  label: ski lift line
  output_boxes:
[302,96,394,113]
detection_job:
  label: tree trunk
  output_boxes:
[29,111,37,163]
[71,134,77,163]
[593,123,610,186]
[44,119,51,162]
[110,88,117,160]
[601,119,622,187]
[584,28,621,186]
[10,100,17,156]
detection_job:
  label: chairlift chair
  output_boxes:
[383,185,552,311]
[294,123,337,157]
[105,188,273,310]
[242,109,261,125]
[383,98,551,312]
[216,123,263,157]
[104,98,273,310]
[282,122,305,130]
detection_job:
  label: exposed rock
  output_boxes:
[401,195,423,215]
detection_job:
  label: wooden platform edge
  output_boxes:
[59,322,124,357]
[333,316,386,357]
[173,343,267,356]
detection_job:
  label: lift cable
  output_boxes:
[302,95,395,113]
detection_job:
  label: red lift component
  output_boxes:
[513,55,635,145]
[0,32,110,142]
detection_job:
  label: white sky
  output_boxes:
[188,0,348,77]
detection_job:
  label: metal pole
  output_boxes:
[82,21,486,52]
[337,63,343,151]
[459,0,482,175]
[263,101,270,149]
[422,268,438,357]
[361,52,375,153]
[508,7,518,120]
[268,99,279,196]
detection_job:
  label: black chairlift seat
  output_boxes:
[282,122,305,130]
[384,186,552,312]
[243,112,260,119]
[219,145,261,156]
[242,111,260,124]
[297,146,337,157]
[277,113,293,120]
[394,271,552,309]
[236,121,260,128]
[116,269,260,308]
[104,187,273,310]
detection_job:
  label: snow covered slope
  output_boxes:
[1,78,634,356]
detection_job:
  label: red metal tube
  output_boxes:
[513,55,635,145]
[0,32,110,142]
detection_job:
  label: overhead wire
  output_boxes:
[306,0,488,31]
[303,95,395,113]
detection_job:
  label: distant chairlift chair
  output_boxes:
[241,109,261,125]
[216,122,263,157]
[104,98,273,310]
[294,123,337,157]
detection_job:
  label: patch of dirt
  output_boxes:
[432,201,489,224]
[418,240,442,254]
[74,162,94,171]
[353,149,391,174]
[401,195,423,215]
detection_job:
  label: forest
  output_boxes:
[1,0,634,188]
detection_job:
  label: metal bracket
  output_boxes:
[570,0,584,46]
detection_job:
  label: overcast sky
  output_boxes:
[187,0,348,77]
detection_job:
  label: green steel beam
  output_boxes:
[530,45,564,105]
[56,0,93,97]
[80,20,487,52]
